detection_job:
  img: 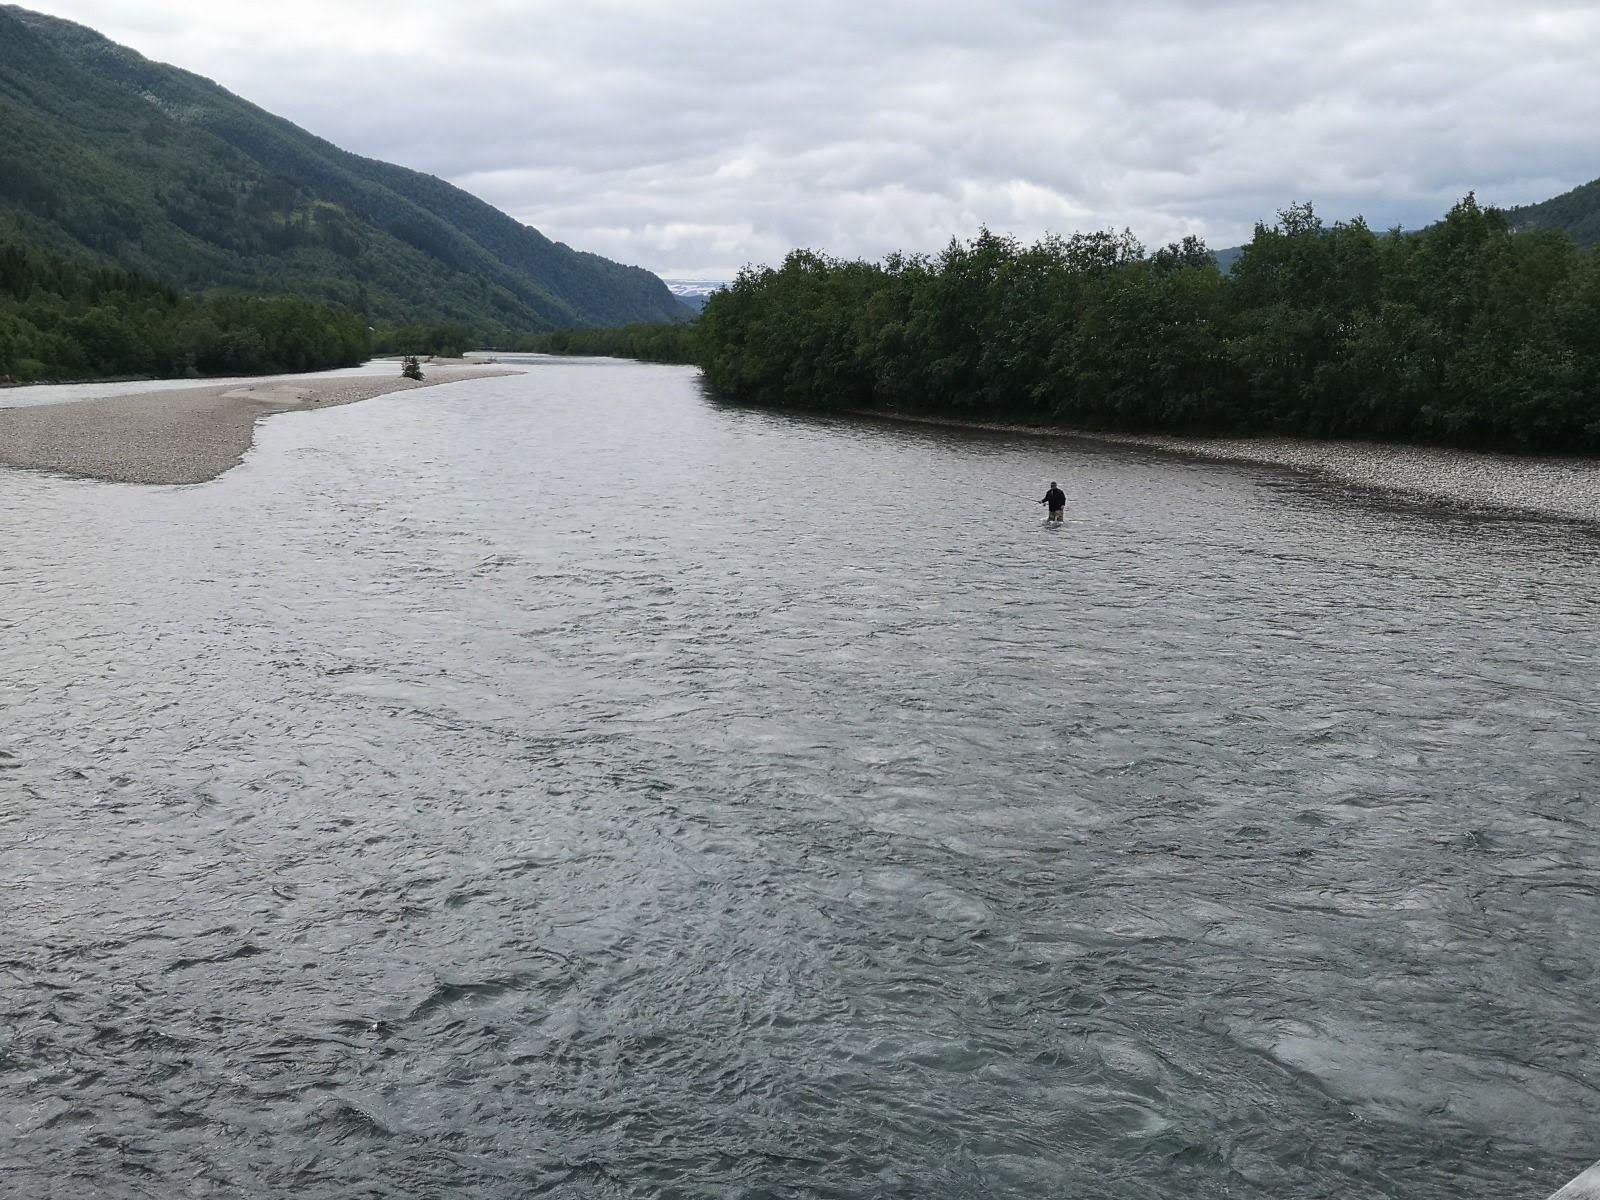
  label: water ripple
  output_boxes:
[2,361,1598,1197]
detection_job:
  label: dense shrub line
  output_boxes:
[696,196,1600,452]
[517,322,701,364]
[0,240,369,381]
[372,322,475,359]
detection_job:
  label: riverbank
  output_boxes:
[851,411,1600,524]
[1551,1162,1600,1199]
[0,366,516,485]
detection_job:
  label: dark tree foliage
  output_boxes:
[695,198,1600,453]
[1509,176,1600,248]
[372,323,474,359]
[0,239,369,382]
[518,323,701,364]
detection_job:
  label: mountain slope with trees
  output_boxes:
[1509,175,1600,247]
[1210,172,1600,271]
[0,5,685,341]
[1,238,368,380]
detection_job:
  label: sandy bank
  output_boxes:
[0,367,516,485]
[852,411,1600,524]
[1550,1161,1600,1199]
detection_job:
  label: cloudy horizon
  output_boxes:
[20,0,1600,279]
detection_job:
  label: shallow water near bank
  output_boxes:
[3,359,1597,1198]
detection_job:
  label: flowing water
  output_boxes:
[3,359,1598,1199]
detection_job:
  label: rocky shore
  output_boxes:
[1085,429,1600,523]
[0,367,516,485]
[854,411,1600,524]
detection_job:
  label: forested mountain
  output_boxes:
[1210,173,1600,272]
[1509,176,1600,246]
[1,237,369,380]
[0,5,685,339]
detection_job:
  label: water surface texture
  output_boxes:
[4,361,1598,1198]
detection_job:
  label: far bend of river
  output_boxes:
[3,359,1598,1200]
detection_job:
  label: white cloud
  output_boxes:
[24,0,1600,276]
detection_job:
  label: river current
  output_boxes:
[3,359,1597,1198]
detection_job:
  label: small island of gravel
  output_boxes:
[0,366,517,486]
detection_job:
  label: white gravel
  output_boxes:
[0,362,402,410]
[0,367,517,485]
[854,411,1600,523]
[1084,430,1600,523]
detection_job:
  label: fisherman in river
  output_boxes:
[1039,481,1066,522]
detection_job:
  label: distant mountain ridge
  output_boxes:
[1508,176,1600,246]
[1212,174,1600,273]
[663,278,729,314]
[0,5,686,334]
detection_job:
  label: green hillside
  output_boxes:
[1,236,372,381]
[0,5,685,339]
[1212,175,1600,272]
[1509,176,1600,246]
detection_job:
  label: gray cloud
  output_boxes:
[31,0,1600,276]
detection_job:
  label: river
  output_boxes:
[3,358,1597,1198]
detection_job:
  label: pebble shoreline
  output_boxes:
[0,368,516,485]
[853,411,1600,524]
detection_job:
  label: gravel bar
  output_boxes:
[0,368,516,485]
[852,411,1600,524]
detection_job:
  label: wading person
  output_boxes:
[1040,481,1066,523]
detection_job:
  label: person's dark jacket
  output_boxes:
[1042,487,1066,510]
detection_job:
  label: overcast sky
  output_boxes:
[26,0,1600,278]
